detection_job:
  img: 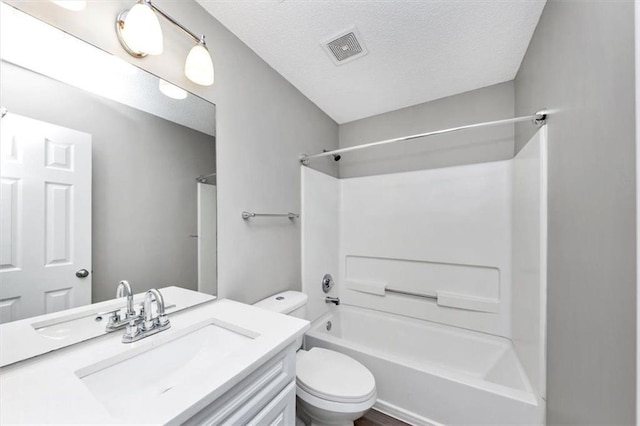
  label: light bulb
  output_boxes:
[159,79,187,100]
[185,41,214,86]
[122,1,163,55]
[50,1,87,11]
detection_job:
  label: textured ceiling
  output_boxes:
[198,0,546,124]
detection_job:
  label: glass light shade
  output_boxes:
[50,1,87,11]
[159,79,188,100]
[123,2,163,55]
[185,43,214,86]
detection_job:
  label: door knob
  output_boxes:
[76,269,90,278]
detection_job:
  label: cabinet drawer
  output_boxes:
[247,381,296,426]
[184,347,296,426]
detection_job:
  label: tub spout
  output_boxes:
[325,296,340,306]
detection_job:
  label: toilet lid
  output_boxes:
[296,348,376,403]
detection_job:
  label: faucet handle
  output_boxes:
[143,318,156,332]
[96,307,121,319]
[106,310,122,327]
[158,314,170,327]
[123,317,143,342]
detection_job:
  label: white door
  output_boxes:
[197,182,216,295]
[0,112,92,323]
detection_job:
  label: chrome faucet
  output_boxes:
[325,296,340,306]
[123,288,171,343]
[104,280,138,331]
[143,288,170,330]
[116,280,136,318]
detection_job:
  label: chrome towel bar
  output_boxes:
[241,211,299,220]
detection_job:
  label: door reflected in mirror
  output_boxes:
[0,3,217,324]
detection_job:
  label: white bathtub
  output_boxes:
[304,305,544,425]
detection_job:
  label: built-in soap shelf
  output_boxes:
[345,279,499,313]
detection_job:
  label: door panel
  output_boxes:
[0,177,20,271]
[45,182,72,265]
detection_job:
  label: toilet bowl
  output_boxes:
[296,347,376,425]
[254,291,376,426]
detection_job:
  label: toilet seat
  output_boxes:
[296,347,376,404]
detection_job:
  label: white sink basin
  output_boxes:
[31,311,105,341]
[76,320,258,419]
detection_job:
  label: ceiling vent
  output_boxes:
[321,26,368,66]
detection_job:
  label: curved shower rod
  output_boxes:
[299,109,548,165]
[196,172,216,183]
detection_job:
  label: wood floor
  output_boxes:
[354,409,411,426]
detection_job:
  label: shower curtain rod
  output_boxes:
[299,109,548,164]
[195,172,216,183]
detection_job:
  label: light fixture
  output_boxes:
[116,1,214,87]
[185,37,214,86]
[159,79,188,100]
[116,0,163,57]
[50,0,87,11]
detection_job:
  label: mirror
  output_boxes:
[0,3,217,323]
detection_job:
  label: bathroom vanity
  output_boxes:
[0,299,309,425]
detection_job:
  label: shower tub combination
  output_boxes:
[304,305,543,425]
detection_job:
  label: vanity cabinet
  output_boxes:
[0,300,308,425]
[183,345,297,426]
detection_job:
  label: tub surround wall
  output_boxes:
[514,1,636,423]
[339,161,513,337]
[303,162,516,330]
[301,168,339,322]
[511,128,547,398]
[3,0,339,305]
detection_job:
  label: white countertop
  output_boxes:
[0,286,215,367]
[0,299,309,425]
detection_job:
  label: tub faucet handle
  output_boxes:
[322,274,334,293]
[325,296,340,306]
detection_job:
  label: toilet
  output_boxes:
[254,291,376,426]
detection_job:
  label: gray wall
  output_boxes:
[514,1,636,424]
[4,0,339,304]
[1,61,215,303]
[338,82,514,178]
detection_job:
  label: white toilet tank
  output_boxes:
[254,291,308,350]
[253,290,308,319]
